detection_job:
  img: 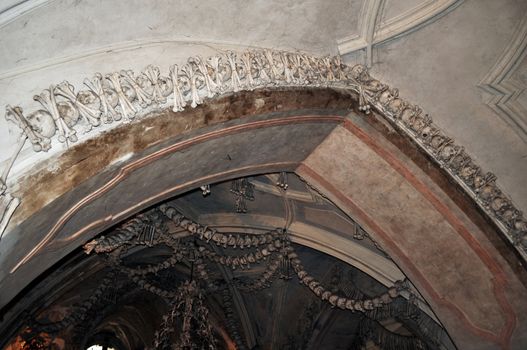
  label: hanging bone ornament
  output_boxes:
[55,81,101,131]
[5,105,52,152]
[105,72,137,121]
[34,86,77,143]
[200,184,211,196]
[276,172,288,190]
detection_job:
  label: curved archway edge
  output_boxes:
[1,88,527,349]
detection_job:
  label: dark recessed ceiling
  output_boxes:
[1,173,454,350]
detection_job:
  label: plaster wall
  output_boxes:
[358,0,527,211]
[1,0,525,216]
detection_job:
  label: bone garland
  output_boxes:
[221,287,248,350]
[32,270,116,334]
[157,206,407,307]
[105,72,137,121]
[85,204,282,255]
[129,272,177,299]
[33,86,78,143]
[237,251,282,293]
[349,65,527,257]
[122,249,184,277]
[193,256,210,283]
[83,216,146,254]
[199,239,282,270]
[287,244,404,313]
[159,204,282,249]
[5,49,523,261]
[54,81,101,131]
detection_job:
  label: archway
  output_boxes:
[0,50,526,349]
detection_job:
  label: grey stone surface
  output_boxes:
[354,0,527,212]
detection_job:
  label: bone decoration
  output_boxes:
[3,48,526,262]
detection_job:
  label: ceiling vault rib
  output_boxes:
[337,0,463,60]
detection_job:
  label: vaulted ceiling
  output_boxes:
[2,174,454,350]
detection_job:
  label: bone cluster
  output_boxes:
[350,65,527,257]
[84,204,406,315]
[287,246,402,312]
[158,205,404,311]
[83,216,146,254]
[159,203,283,249]
[221,287,248,350]
[5,50,350,153]
[5,48,526,262]
[198,240,282,270]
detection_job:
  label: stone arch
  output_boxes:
[1,50,526,349]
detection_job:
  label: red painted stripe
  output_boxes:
[297,163,510,348]
[12,115,344,272]
[341,120,514,348]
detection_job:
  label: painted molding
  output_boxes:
[338,0,462,56]
[0,37,269,80]
[196,213,402,287]
[2,48,526,266]
[336,0,384,66]
[478,16,527,142]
